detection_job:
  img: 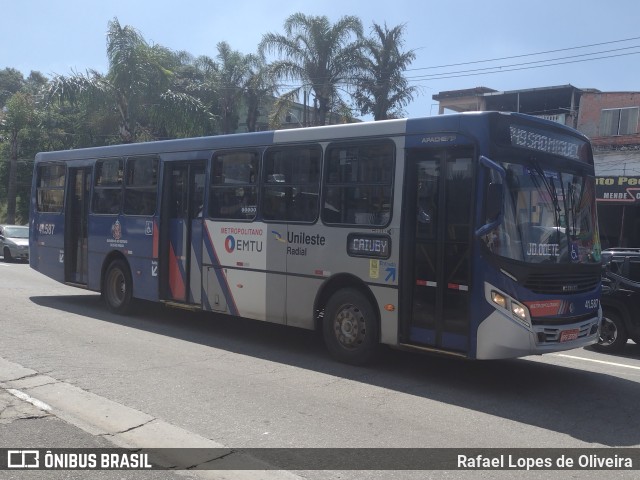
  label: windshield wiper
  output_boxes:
[529,161,562,230]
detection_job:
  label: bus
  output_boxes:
[29,112,602,364]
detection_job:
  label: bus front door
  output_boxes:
[64,166,91,284]
[161,162,206,304]
[402,147,474,355]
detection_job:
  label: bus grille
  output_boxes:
[536,321,596,344]
[523,272,600,295]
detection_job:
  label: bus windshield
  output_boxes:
[485,160,601,264]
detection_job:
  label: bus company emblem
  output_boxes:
[562,284,578,292]
[107,220,128,247]
[271,230,286,243]
[111,220,122,241]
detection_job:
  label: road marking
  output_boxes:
[554,353,640,371]
[7,388,52,412]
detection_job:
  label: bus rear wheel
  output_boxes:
[103,259,133,314]
[323,289,379,365]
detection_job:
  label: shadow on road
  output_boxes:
[30,294,640,447]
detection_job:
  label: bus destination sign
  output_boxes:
[509,125,586,161]
[347,233,391,259]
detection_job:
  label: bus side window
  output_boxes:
[93,158,123,215]
[322,140,394,226]
[209,151,259,220]
[123,156,159,216]
[262,145,321,223]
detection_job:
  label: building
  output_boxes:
[432,85,640,248]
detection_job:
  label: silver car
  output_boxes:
[0,224,29,262]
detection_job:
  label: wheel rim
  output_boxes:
[333,303,366,350]
[106,268,126,307]
[599,317,618,346]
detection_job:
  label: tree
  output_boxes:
[0,68,25,108]
[215,42,251,134]
[1,92,36,223]
[47,18,211,144]
[243,54,278,132]
[354,23,417,120]
[260,13,363,126]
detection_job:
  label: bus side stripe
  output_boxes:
[168,242,186,300]
[204,222,239,316]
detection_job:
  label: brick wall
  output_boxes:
[578,92,640,147]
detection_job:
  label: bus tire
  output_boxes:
[103,259,133,314]
[593,311,627,353]
[323,289,379,365]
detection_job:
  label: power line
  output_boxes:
[407,36,640,71]
[406,50,640,83]
[406,46,640,81]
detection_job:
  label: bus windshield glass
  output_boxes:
[484,160,601,264]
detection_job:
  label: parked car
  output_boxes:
[0,224,29,262]
[594,248,640,353]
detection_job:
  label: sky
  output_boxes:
[3,0,640,119]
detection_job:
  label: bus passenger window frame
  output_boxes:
[322,139,395,227]
[92,157,124,215]
[261,144,322,223]
[123,155,159,216]
[36,163,66,213]
[208,150,260,221]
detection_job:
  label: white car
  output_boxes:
[0,224,29,262]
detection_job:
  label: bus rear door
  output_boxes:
[160,162,206,305]
[64,166,91,285]
[401,146,475,355]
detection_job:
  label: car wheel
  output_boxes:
[593,311,628,353]
[103,259,133,314]
[3,247,13,262]
[323,289,379,365]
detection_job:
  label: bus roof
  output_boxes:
[34,112,588,163]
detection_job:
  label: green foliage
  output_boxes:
[0,14,417,220]
[260,13,364,126]
[354,23,417,120]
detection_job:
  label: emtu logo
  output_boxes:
[224,235,236,253]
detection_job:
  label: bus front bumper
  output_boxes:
[475,310,600,360]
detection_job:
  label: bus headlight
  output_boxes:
[488,287,531,328]
[511,302,527,320]
[491,291,507,309]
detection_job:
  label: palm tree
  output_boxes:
[215,42,251,134]
[243,54,278,132]
[47,18,211,144]
[260,13,363,126]
[354,23,417,120]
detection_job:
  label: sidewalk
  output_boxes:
[0,388,198,479]
[0,357,304,480]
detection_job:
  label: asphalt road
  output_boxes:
[1,259,640,479]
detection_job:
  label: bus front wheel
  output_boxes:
[103,259,133,314]
[323,289,379,365]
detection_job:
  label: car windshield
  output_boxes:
[483,160,601,264]
[3,226,28,238]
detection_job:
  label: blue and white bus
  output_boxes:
[30,112,602,364]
